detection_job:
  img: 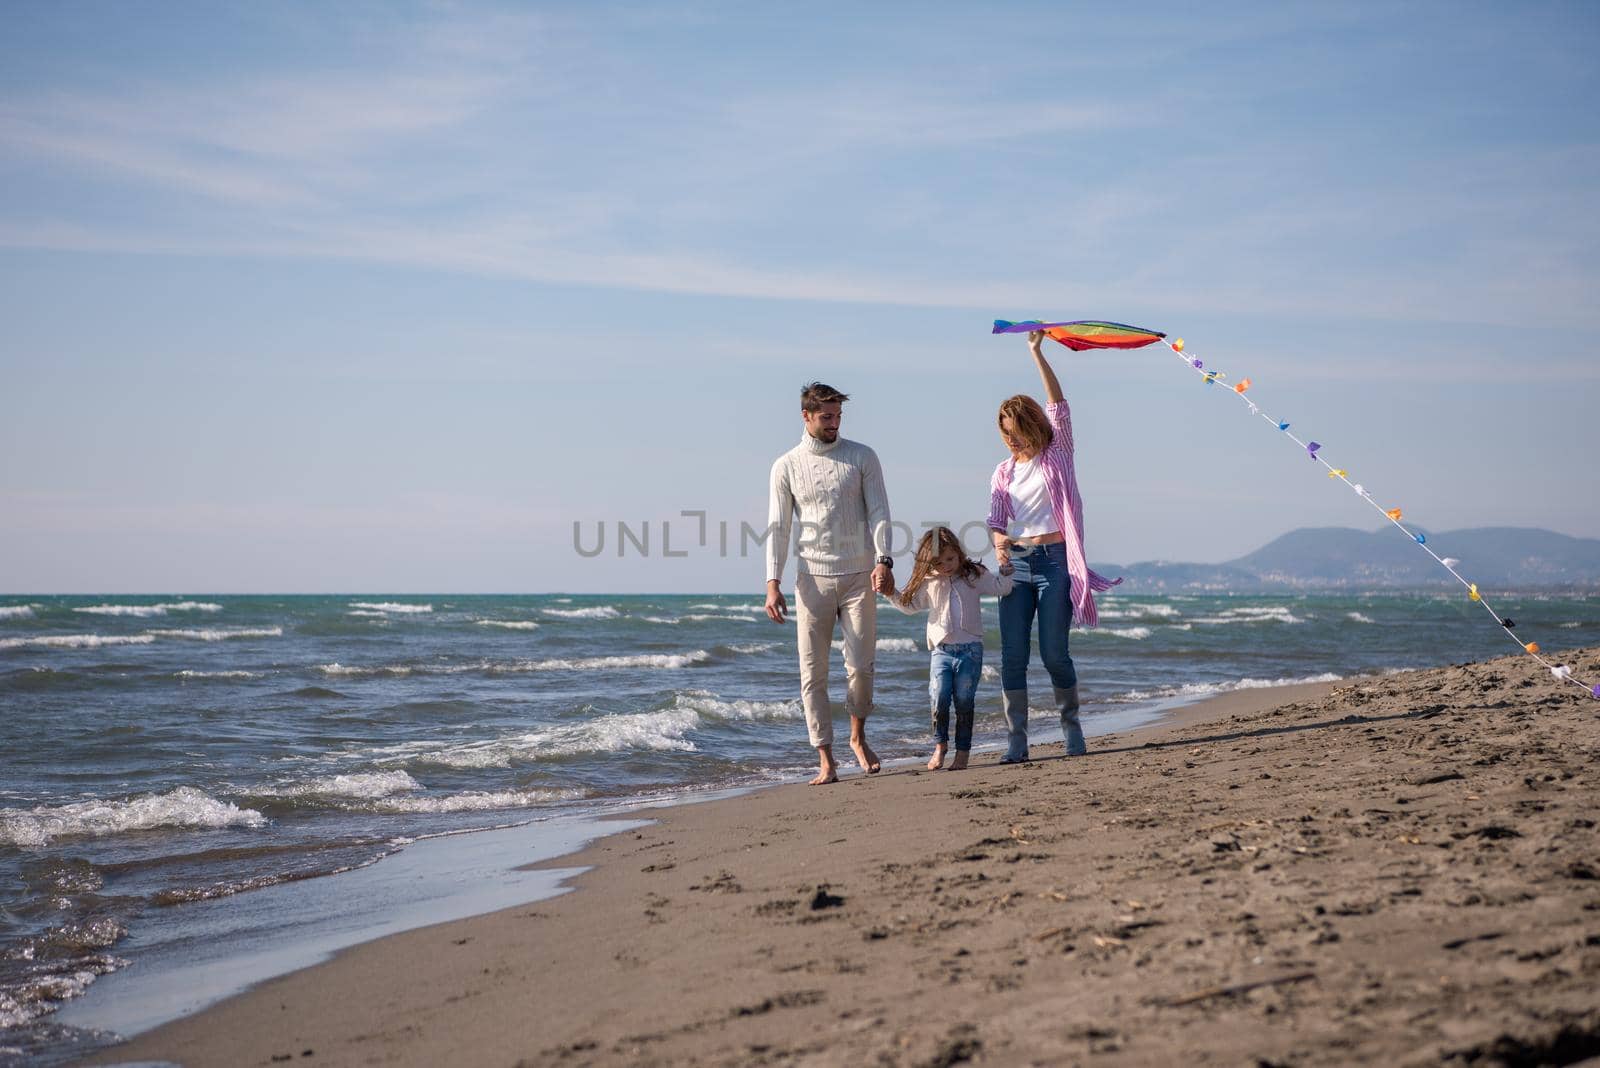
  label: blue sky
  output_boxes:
[2,1,1597,593]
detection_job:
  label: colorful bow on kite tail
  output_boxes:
[992,318,1599,701]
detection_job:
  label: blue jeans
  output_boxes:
[999,542,1077,692]
[929,641,982,750]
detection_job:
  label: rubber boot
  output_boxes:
[1056,685,1086,756]
[1000,688,1030,763]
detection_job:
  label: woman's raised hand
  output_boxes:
[1027,329,1046,354]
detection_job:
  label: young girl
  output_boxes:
[885,527,1013,771]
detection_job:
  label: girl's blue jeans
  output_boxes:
[998,541,1077,692]
[929,641,982,750]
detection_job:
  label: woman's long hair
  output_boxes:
[898,526,983,608]
[997,394,1053,457]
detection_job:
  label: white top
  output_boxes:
[767,434,892,582]
[893,567,1014,649]
[1008,457,1055,538]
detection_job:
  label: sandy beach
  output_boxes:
[92,647,1600,1067]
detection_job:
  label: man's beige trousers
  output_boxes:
[794,570,877,749]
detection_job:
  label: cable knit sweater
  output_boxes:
[766,434,891,582]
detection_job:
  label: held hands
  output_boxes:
[870,563,893,595]
[764,582,787,623]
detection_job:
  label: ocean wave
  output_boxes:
[249,771,422,801]
[0,787,267,848]
[372,787,586,814]
[1101,626,1152,640]
[1347,611,1376,624]
[1560,621,1582,629]
[681,613,758,623]
[175,669,264,679]
[541,606,620,620]
[689,604,767,614]
[670,690,803,722]
[74,601,222,617]
[0,633,156,651]
[723,642,779,655]
[348,602,433,614]
[0,953,125,1029]
[1098,602,1181,620]
[390,708,707,768]
[147,626,283,641]
[474,620,541,630]
[316,650,713,678]
[346,609,391,618]
[1190,606,1304,626]
[1107,672,1344,705]
[832,637,920,653]
[0,606,35,620]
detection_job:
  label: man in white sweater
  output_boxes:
[764,382,893,785]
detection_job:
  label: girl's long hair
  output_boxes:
[898,526,983,608]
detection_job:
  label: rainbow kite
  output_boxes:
[993,317,1598,701]
[992,319,1166,351]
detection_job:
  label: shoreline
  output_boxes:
[57,679,1326,1050]
[88,653,1600,1065]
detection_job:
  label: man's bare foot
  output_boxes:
[926,744,947,771]
[809,747,838,786]
[948,750,970,771]
[849,736,881,774]
[809,766,838,785]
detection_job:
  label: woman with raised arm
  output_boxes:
[987,330,1120,763]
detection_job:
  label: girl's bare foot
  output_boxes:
[926,744,947,771]
[948,750,970,771]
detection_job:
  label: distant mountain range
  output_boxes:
[1094,527,1600,591]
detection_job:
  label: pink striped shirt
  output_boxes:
[986,398,1121,627]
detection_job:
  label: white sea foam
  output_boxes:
[689,603,767,614]
[638,615,680,624]
[346,610,390,618]
[474,620,541,631]
[0,787,266,848]
[681,614,757,623]
[348,602,433,614]
[74,601,222,617]
[541,606,620,620]
[1099,602,1181,621]
[175,669,264,679]
[0,633,156,651]
[1190,606,1304,626]
[372,787,585,814]
[507,652,712,671]
[392,708,707,768]
[1347,612,1376,624]
[1108,672,1344,705]
[1101,626,1152,640]
[1560,621,1582,629]
[832,637,920,653]
[725,642,779,655]
[0,606,35,620]
[148,626,283,642]
[671,690,803,722]
[253,771,422,801]
[317,650,712,678]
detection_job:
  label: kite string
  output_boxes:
[1158,338,1596,699]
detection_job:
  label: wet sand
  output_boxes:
[92,648,1600,1066]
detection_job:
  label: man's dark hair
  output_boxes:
[800,382,850,412]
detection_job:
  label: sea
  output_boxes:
[2,590,1597,1064]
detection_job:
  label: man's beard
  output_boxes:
[812,427,839,442]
